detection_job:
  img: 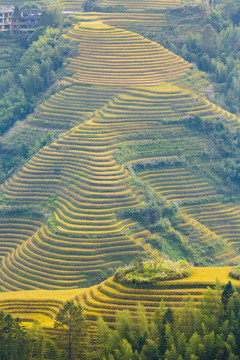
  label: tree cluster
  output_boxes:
[0,311,58,360]
[0,6,70,135]
[89,281,240,360]
[149,1,240,115]
[1,281,240,360]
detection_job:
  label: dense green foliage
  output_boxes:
[0,311,58,360]
[114,258,191,285]
[0,6,70,184]
[116,176,197,263]
[3,282,240,360]
[0,125,58,184]
[0,85,29,133]
[0,37,25,76]
[90,284,240,360]
[118,180,178,230]
[0,6,71,135]
[182,115,240,195]
[140,1,240,115]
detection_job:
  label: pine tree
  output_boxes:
[165,324,175,351]
[95,317,111,359]
[27,321,46,360]
[199,24,218,58]
[136,304,148,353]
[202,331,216,360]
[140,339,159,360]
[0,311,30,360]
[186,333,205,360]
[152,301,165,354]
[163,308,173,324]
[54,300,87,360]
[177,333,187,358]
[116,310,134,345]
[136,304,149,337]
[221,281,235,309]
[115,339,133,360]
[164,344,177,360]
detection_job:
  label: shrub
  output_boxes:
[229,265,240,280]
[114,257,192,286]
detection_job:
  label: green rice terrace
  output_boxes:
[0,0,240,335]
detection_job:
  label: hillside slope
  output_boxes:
[0,266,238,329]
[0,0,240,329]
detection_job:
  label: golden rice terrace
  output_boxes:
[0,0,240,327]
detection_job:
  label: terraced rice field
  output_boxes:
[0,218,42,260]
[175,212,227,259]
[1,2,240,326]
[77,267,240,325]
[138,167,218,203]
[93,85,238,125]
[136,166,240,261]
[173,71,210,96]
[63,21,191,86]
[29,85,119,129]
[30,83,239,130]
[56,0,85,10]
[180,203,240,262]
[2,99,161,289]
[0,267,238,328]
[0,288,80,327]
[1,76,240,288]
[99,0,181,12]
[73,12,167,32]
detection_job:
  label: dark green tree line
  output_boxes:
[0,6,71,135]
[0,282,239,360]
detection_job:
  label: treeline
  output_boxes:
[1,281,240,360]
[83,0,125,13]
[183,115,240,158]
[183,115,240,194]
[0,6,72,135]
[0,310,58,360]
[87,281,240,360]
[149,1,240,115]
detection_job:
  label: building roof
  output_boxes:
[21,9,41,17]
[0,5,14,13]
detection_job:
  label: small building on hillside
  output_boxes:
[12,9,41,33]
[0,5,14,32]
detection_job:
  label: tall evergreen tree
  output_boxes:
[54,300,87,360]
[221,281,235,309]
